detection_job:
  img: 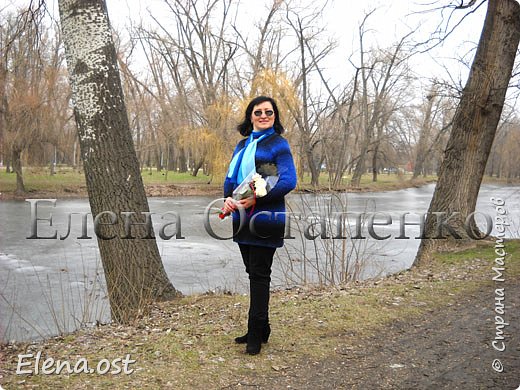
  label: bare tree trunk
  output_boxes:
[192,159,204,177]
[371,120,387,182]
[371,146,379,182]
[50,145,57,176]
[305,142,320,187]
[351,141,369,187]
[413,93,435,179]
[414,0,520,266]
[167,143,175,171]
[0,62,6,174]
[11,148,25,193]
[331,91,357,188]
[58,0,180,323]
[178,148,188,172]
[298,144,305,183]
[72,140,78,169]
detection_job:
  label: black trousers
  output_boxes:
[238,244,276,326]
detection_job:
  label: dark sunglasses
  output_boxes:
[253,109,274,117]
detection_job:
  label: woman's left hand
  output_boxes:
[238,196,256,209]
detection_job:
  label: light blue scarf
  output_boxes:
[227,127,275,185]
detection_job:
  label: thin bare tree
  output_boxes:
[350,12,412,187]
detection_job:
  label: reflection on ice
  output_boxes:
[0,253,48,272]
[14,266,49,273]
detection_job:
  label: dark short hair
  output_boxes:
[237,96,285,136]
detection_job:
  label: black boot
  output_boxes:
[234,332,248,344]
[262,321,271,342]
[235,321,270,344]
[246,325,262,355]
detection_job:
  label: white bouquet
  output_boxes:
[219,165,279,219]
[233,171,267,199]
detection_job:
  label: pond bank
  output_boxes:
[0,177,438,201]
[4,174,519,201]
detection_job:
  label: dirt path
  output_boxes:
[240,282,520,389]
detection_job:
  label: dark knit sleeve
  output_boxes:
[255,138,297,206]
[223,177,234,199]
[223,140,245,198]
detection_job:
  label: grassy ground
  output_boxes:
[1,240,518,389]
[0,167,220,199]
[0,167,211,191]
[297,173,437,192]
[0,167,86,193]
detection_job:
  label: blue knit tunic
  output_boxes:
[223,132,297,248]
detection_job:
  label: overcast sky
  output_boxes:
[4,0,489,92]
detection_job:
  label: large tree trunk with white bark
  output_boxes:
[414,0,520,266]
[58,0,180,323]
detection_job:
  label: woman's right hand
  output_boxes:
[222,197,238,214]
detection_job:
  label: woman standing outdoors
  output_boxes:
[222,96,297,355]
